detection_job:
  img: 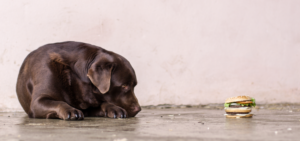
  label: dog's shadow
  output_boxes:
[16,115,141,134]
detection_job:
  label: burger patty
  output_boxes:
[229,105,251,108]
[226,112,250,114]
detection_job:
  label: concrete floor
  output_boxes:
[1,108,300,141]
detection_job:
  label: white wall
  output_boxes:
[1,0,300,111]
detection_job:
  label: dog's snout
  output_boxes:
[128,106,141,117]
[133,106,141,113]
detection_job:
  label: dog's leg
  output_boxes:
[30,96,84,120]
[83,102,128,118]
[101,102,128,118]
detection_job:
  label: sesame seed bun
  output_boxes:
[225,95,252,103]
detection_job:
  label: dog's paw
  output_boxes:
[58,108,84,120]
[104,104,128,118]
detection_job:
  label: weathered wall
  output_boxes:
[0,0,300,111]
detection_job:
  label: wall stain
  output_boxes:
[0,49,7,64]
[9,95,16,99]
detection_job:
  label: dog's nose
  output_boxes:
[133,106,141,113]
[129,106,141,117]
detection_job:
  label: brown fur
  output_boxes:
[16,41,141,120]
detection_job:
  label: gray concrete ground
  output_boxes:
[1,107,300,141]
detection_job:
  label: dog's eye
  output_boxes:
[121,84,129,90]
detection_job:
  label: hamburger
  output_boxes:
[224,96,256,118]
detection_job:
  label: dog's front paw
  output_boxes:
[58,108,84,120]
[103,104,128,118]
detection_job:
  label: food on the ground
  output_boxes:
[224,95,256,118]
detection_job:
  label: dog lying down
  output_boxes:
[16,41,141,120]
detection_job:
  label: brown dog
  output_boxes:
[16,41,141,120]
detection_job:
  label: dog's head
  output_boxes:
[87,51,141,117]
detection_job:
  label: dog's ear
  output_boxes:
[87,62,114,94]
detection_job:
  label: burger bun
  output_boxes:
[225,107,252,113]
[226,114,253,118]
[225,95,252,103]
